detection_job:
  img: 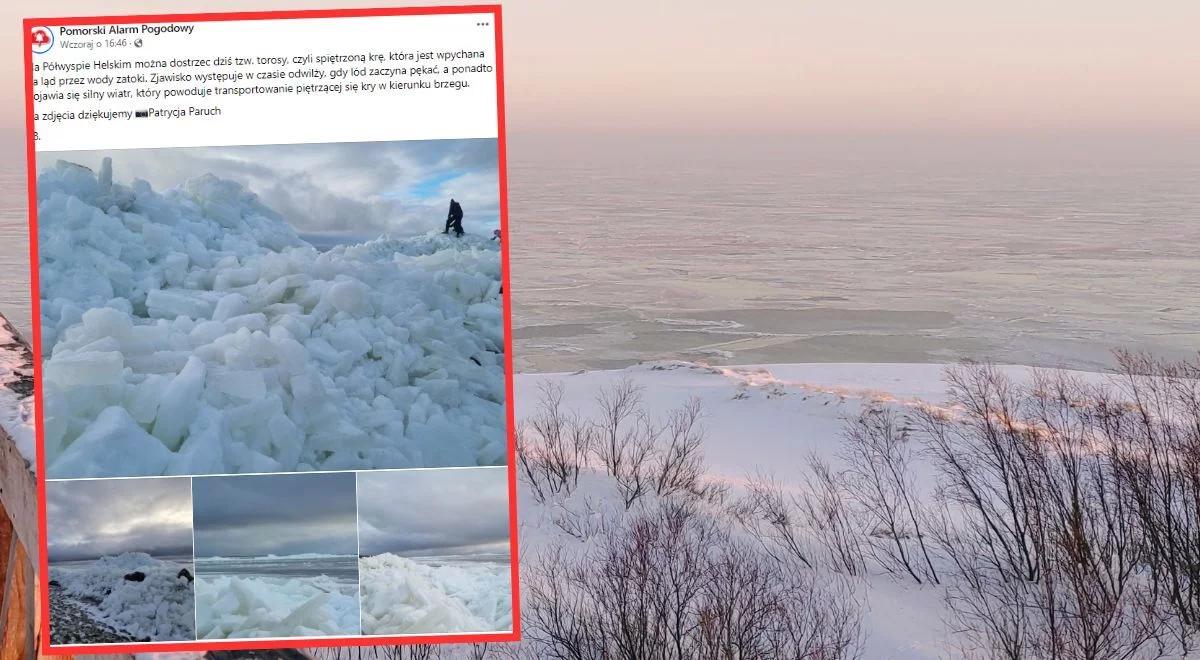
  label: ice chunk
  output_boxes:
[44,350,123,387]
[98,157,113,191]
[151,356,207,449]
[80,306,132,341]
[147,288,215,320]
[213,292,249,322]
[210,368,267,400]
[324,279,368,314]
[189,319,227,346]
[126,374,168,423]
[166,408,228,475]
[49,407,172,478]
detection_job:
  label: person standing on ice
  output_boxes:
[444,198,465,236]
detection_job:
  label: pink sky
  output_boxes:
[5,0,1200,151]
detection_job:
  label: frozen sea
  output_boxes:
[3,135,1198,373]
[506,135,1200,372]
[195,554,359,582]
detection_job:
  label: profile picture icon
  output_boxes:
[31,26,54,54]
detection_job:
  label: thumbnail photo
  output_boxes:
[36,140,506,479]
[46,477,196,645]
[191,472,360,639]
[357,467,512,635]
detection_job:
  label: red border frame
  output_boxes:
[22,5,519,655]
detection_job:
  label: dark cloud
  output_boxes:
[357,468,509,558]
[38,139,500,237]
[46,477,193,562]
[192,472,357,558]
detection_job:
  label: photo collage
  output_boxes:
[37,138,514,645]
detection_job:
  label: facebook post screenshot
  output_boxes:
[4,1,1199,659]
[23,6,515,654]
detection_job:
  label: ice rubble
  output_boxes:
[194,573,359,639]
[50,552,195,641]
[359,553,512,635]
[38,159,505,478]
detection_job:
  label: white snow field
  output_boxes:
[359,553,512,635]
[50,552,195,642]
[194,573,359,639]
[509,361,1117,660]
[37,159,505,478]
[516,361,1070,481]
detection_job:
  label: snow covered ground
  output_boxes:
[49,552,195,643]
[359,553,512,635]
[508,361,1119,659]
[37,159,505,478]
[194,555,360,639]
[516,361,1100,481]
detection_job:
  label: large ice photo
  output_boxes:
[35,140,506,478]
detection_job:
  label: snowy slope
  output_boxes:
[50,552,195,642]
[359,554,512,635]
[509,361,1117,659]
[37,159,505,477]
[515,361,1107,481]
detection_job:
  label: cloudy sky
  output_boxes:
[192,472,358,559]
[358,468,509,558]
[5,0,1200,147]
[37,139,500,240]
[47,477,193,563]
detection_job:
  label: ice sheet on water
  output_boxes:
[202,552,348,562]
[51,552,195,641]
[194,573,359,639]
[37,159,505,477]
[359,553,512,635]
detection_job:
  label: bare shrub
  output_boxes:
[801,455,867,576]
[594,378,647,477]
[840,406,940,584]
[591,379,660,508]
[914,365,1041,584]
[523,499,864,659]
[589,379,726,509]
[698,549,863,659]
[1109,351,1200,635]
[737,457,866,576]
[550,496,608,542]
[736,472,815,569]
[516,381,595,504]
[652,397,707,498]
[652,396,728,504]
[921,362,1187,659]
